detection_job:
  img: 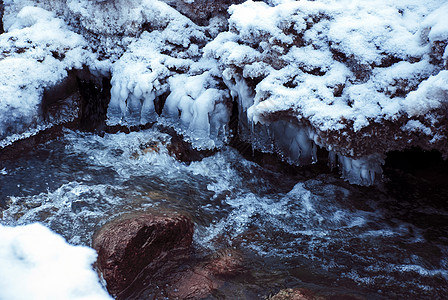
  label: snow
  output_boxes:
[424,3,448,43]
[403,70,448,117]
[210,0,444,131]
[105,1,233,149]
[105,0,206,128]
[401,120,433,136]
[0,223,112,300]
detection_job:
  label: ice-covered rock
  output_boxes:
[205,0,448,184]
[0,6,100,147]
[162,69,231,149]
[0,223,112,300]
[105,1,233,149]
[105,2,207,127]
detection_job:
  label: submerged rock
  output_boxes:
[203,247,244,278]
[269,288,324,300]
[167,268,220,299]
[92,210,194,297]
[166,248,244,299]
[268,288,365,300]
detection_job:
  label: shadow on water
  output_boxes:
[383,148,448,246]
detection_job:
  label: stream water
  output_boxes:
[0,128,447,299]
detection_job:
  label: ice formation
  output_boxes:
[1,0,448,184]
[0,223,112,300]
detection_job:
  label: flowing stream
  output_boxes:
[1,128,447,299]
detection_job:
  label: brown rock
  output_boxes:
[130,140,163,159]
[92,210,194,297]
[165,128,216,163]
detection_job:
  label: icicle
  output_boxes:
[140,91,156,124]
[311,142,317,163]
[107,81,128,125]
[328,151,337,170]
[125,94,142,125]
[337,154,384,186]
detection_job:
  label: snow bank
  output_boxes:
[1,1,233,150]
[404,70,448,117]
[0,223,112,300]
[423,3,448,44]
[208,0,444,130]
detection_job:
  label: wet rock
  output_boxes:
[167,268,221,300]
[162,127,217,163]
[0,66,110,160]
[92,210,194,297]
[41,72,81,124]
[161,0,244,26]
[76,67,111,132]
[130,140,164,159]
[0,123,75,161]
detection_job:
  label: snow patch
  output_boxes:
[423,3,448,43]
[0,223,112,300]
[404,70,448,117]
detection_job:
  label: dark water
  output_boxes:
[1,128,447,299]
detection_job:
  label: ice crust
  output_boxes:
[0,223,112,300]
[1,0,448,185]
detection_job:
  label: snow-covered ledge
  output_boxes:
[1,0,447,186]
[202,0,448,185]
